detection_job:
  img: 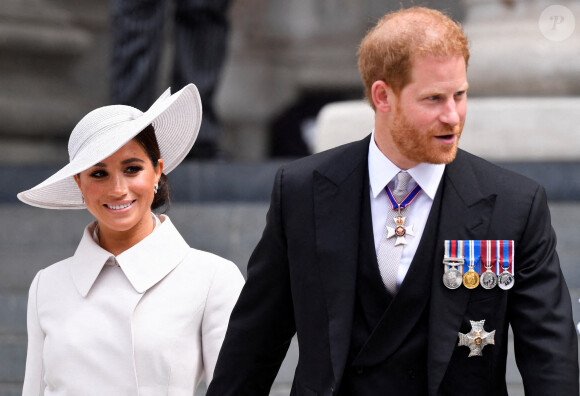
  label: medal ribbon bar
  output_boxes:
[443,240,515,290]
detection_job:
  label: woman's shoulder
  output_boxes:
[27,256,74,296]
[177,248,244,284]
[181,248,239,272]
[36,256,73,278]
[30,221,98,285]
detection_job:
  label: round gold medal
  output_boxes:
[462,268,480,289]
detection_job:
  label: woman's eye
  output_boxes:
[89,170,107,178]
[125,166,143,174]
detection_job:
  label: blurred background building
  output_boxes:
[1,0,579,394]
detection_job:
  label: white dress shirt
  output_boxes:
[368,131,445,288]
[23,215,244,396]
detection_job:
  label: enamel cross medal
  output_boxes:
[386,209,415,246]
[385,183,422,246]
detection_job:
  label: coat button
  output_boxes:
[407,369,416,379]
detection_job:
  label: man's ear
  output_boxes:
[371,80,394,114]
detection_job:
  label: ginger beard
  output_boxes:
[390,103,464,165]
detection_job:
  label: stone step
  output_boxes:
[0,384,22,396]
[313,98,580,162]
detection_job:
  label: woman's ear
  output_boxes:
[371,80,394,114]
[155,159,164,184]
[73,174,82,190]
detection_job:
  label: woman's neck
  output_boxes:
[97,214,156,256]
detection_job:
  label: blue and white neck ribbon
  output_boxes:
[385,184,422,210]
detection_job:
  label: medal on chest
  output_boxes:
[458,319,496,357]
[443,240,464,289]
[497,240,515,290]
[480,240,498,290]
[462,240,480,289]
[385,183,422,246]
[443,240,515,290]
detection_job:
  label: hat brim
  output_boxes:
[17,84,201,209]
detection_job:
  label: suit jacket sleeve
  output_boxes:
[510,185,579,394]
[207,168,297,395]
[22,271,46,396]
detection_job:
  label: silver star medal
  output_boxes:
[387,213,415,246]
[458,319,495,357]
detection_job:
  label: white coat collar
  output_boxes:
[69,215,190,297]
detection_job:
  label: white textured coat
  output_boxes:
[23,215,244,396]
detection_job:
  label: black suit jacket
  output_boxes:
[208,135,579,396]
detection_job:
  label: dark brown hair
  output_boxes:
[134,124,170,212]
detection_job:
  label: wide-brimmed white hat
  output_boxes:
[18,83,202,209]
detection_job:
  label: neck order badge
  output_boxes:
[385,183,422,246]
[442,240,515,290]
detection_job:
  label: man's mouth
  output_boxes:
[434,134,456,143]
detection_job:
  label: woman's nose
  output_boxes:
[109,174,128,196]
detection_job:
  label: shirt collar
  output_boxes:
[69,215,190,297]
[368,130,445,199]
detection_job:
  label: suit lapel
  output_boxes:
[427,151,497,395]
[313,136,370,384]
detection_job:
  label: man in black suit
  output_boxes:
[207,7,579,395]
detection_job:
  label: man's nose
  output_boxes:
[439,98,460,126]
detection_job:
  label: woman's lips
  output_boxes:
[105,201,135,211]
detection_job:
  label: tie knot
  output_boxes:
[393,172,411,200]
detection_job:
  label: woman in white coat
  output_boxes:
[18,84,244,395]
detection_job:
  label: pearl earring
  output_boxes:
[154,183,159,194]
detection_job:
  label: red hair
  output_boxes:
[358,7,470,109]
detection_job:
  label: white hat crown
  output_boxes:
[68,105,142,161]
